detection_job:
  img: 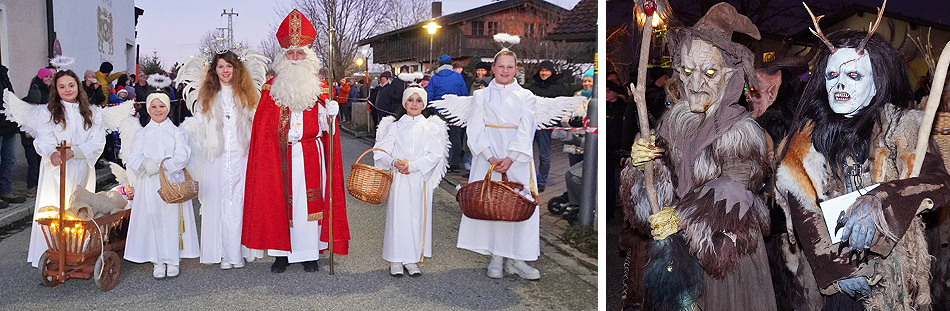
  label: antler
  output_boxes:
[803,2,835,52]
[857,0,888,53]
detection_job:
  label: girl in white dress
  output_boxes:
[373,83,448,276]
[123,93,199,279]
[182,51,263,269]
[456,50,542,280]
[25,70,106,267]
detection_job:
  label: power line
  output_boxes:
[222,8,239,44]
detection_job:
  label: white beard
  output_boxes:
[270,49,323,112]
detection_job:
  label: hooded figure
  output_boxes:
[621,3,776,310]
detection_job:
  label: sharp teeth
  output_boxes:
[834,92,850,101]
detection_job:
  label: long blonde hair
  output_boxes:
[196,51,259,113]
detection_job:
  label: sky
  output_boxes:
[135,0,582,70]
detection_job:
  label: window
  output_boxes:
[487,21,499,35]
[524,23,536,38]
[471,21,485,36]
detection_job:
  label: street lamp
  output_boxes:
[423,21,441,72]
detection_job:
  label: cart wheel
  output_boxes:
[94,251,122,291]
[38,253,61,287]
[547,196,568,215]
[565,209,580,226]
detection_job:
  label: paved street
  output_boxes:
[0,133,596,310]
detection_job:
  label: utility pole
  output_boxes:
[221,8,238,44]
[216,27,229,39]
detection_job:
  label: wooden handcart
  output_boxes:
[34,141,130,291]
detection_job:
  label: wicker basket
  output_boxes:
[933,112,950,173]
[347,148,394,204]
[457,165,539,222]
[157,158,199,203]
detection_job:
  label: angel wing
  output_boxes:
[428,94,473,126]
[238,49,270,91]
[376,115,396,138]
[2,89,49,137]
[101,100,135,133]
[116,116,143,162]
[175,56,208,113]
[426,116,450,189]
[110,162,129,186]
[534,96,585,129]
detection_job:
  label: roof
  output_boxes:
[546,0,596,41]
[359,0,568,45]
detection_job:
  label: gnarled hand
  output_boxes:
[836,194,892,250]
[838,276,871,298]
[631,135,664,170]
[648,206,680,240]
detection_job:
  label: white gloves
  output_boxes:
[326,100,340,116]
[143,160,161,176]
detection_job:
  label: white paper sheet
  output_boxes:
[818,183,880,244]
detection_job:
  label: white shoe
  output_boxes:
[504,259,540,280]
[404,263,421,276]
[220,261,233,270]
[152,263,166,279]
[487,255,503,279]
[232,259,245,269]
[166,265,180,278]
[390,262,405,276]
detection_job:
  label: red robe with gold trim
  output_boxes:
[242,77,350,255]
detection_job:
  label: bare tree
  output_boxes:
[281,0,430,81]
[376,0,430,31]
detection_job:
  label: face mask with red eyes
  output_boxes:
[824,48,876,117]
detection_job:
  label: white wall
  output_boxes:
[0,0,49,96]
[53,0,135,77]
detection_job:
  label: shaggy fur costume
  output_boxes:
[776,103,950,310]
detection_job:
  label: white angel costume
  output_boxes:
[123,118,200,265]
[177,50,268,265]
[430,79,582,262]
[2,73,134,267]
[373,114,448,264]
[24,102,106,267]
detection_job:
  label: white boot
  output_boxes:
[390,262,405,276]
[487,255,503,279]
[232,258,245,269]
[404,263,421,276]
[504,259,540,280]
[152,263,166,279]
[166,265,180,278]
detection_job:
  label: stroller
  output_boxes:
[547,161,584,225]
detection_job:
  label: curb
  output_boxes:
[437,173,598,273]
[0,202,32,229]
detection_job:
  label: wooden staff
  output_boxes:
[57,140,69,278]
[634,0,662,214]
[913,41,950,178]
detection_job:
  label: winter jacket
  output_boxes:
[335,83,350,103]
[528,72,570,99]
[426,65,469,102]
[375,82,398,117]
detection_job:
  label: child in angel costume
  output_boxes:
[373,73,449,277]
[429,34,583,280]
[177,45,269,269]
[3,59,134,268]
[123,91,199,279]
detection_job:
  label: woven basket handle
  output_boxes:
[159,158,193,184]
[358,148,390,164]
[482,162,509,182]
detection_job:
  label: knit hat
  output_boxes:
[379,71,392,79]
[606,80,626,95]
[583,68,594,78]
[146,92,170,107]
[99,62,113,73]
[37,68,53,79]
[476,62,491,71]
[400,72,427,109]
[538,60,555,73]
[438,54,452,65]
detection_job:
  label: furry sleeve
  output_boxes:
[620,139,676,234]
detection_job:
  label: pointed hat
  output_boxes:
[276,9,316,48]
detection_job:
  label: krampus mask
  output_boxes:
[668,2,759,115]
